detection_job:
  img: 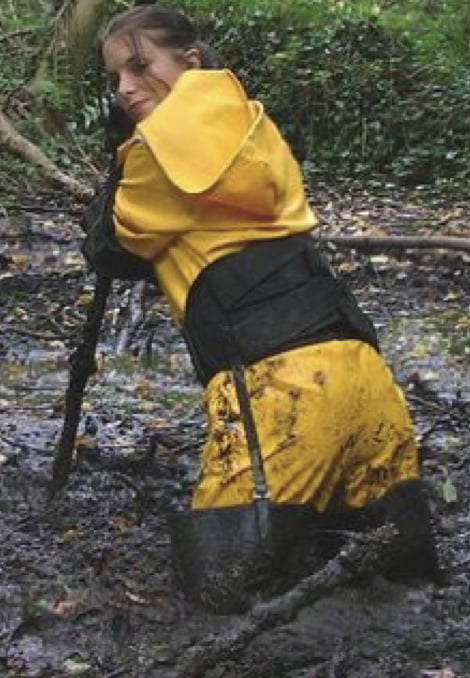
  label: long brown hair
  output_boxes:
[102,4,219,69]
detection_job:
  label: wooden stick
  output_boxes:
[50,274,112,495]
[322,234,470,252]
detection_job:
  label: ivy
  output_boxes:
[190,8,470,186]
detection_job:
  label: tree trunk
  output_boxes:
[31,0,108,90]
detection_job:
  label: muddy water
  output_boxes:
[0,248,469,676]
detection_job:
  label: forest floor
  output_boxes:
[0,182,469,678]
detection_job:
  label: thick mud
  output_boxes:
[0,197,469,677]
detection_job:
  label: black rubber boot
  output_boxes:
[167,503,320,613]
[336,479,441,583]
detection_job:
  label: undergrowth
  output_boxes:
[1,0,470,197]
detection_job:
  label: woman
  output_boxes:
[95,4,438,608]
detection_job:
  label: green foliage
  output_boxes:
[1,0,470,190]
[179,1,470,186]
[379,0,470,70]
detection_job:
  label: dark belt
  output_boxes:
[182,233,379,386]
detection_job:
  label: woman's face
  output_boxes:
[103,32,199,122]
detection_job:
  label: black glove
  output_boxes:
[81,165,155,282]
[103,99,135,158]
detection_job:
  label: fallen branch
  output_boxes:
[321,234,470,253]
[172,525,395,678]
[0,110,92,200]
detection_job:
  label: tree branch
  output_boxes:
[0,109,92,200]
[321,234,470,252]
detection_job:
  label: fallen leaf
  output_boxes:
[441,468,458,504]
[137,400,156,412]
[53,597,84,616]
[338,262,361,273]
[74,433,96,450]
[63,656,93,675]
[134,376,153,399]
[420,370,439,382]
[112,515,136,533]
[13,306,28,320]
[10,253,29,269]
[64,252,84,267]
[76,293,94,307]
[411,342,430,358]
[125,591,147,605]
[62,528,83,544]
[443,291,458,301]
[370,254,390,265]
[422,668,456,678]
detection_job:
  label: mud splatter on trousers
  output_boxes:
[192,340,419,511]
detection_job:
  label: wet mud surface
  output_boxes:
[0,193,469,677]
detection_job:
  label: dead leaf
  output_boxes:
[63,656,93,675]
[62,528,83,544]
[370,254,390,265]
[13,306,28,320]
[441,467,458,504]
[338,262,361,273]
[112,515,136,533]
[443,291,458,301]
[411,342,430,358]
[134,376,153,399]
[74,433,96,450]
[125,591,147,605]
[76,293,94,307]
[53,597,84,616]
[420,370,439,382]
[422,668,457,678]
[137,400,156,413]
[10,253,29,269]
[64,252,84,267]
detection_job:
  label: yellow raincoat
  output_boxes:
[114,69,314,320]
[113,69,419,513]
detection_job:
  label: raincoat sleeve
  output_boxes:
[113,138,197,261]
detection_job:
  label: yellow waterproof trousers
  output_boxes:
[192,340,419,512]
